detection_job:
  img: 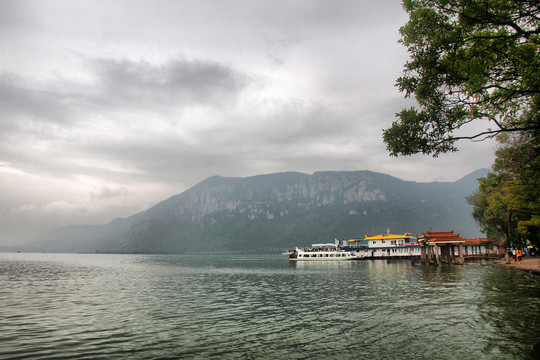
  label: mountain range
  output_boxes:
[31,169,487,254]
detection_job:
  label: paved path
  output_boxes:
[493,257,540,275]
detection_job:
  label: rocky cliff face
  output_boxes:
[34,170,486,254]
[150,172,386,222]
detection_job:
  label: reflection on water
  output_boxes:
[479,268,540,359]
[0,252,539,359]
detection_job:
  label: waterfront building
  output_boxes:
[418,230,465,265]
[346,231,420,258]
[463,238,504,258]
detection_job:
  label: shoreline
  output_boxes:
[492,257,540,276]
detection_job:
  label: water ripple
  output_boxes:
[1,253,539,359]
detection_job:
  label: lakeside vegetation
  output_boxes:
[385,0,540,250]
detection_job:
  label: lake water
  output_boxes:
[0,253,539,359]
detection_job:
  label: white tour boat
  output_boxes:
[287,241,361,261]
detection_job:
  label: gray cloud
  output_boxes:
[90,186,129,201]
[0,73,70,128]
[0,56,257,181]
[0,0,496,245]
[86,57,254,109]
[0,56,253,123]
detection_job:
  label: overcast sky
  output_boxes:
[0,0,496,245]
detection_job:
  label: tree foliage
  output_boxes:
[467,149,539,247]
[467,173,523,247]
[467,103,540,246]
[467,97,540,247]
[388,0,540,246]
[384,0,540,156]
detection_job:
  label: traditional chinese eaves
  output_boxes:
[418,230,465,245]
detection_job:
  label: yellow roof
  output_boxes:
[348,234,414,242]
